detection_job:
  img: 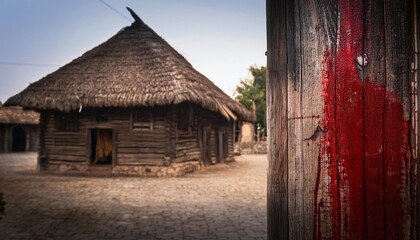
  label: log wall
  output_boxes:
[41,105,237,169]
[196,108,234,164]
[174,105,234,164]
[43,108,170,166]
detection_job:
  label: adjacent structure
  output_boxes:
[5,9,253,176]
[0,103,39,153]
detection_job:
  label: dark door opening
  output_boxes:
[90,129,113,165]
[217,129,227,163]
[12,127,26,152]
[202,126,212,165]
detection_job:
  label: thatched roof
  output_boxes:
[5,8,254,122]
[0,105,39,125]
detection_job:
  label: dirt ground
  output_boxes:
[0,153,267,240]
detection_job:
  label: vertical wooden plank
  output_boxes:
[334,1,365,239]
[170,106,177,164]
[316,0,341,238]
[363,0,387,239]
[415,1,420,239]
[38,112,48,170]
[300,1,323,239]
[266,0,289,239]
[287,0,304,239]
[4,126,9,152]
[291,0,340,239]
[0,125,4,152]
[86,128,91,165]
[384,1,411,239]
[112,129,117,167]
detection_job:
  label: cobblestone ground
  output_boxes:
[0,153,267,240]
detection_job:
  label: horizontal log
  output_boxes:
[176,144,198,151]
[118,153,164,159]
[118,148,166,154]
[117,142,166,147]
[116,161,166,166]
[47,154,86,162]
[176,138,198,144]
[174,155,200,163]
[176,152,201,158]
[47,149,86,156]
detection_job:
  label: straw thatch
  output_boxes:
[5,9,254,122]
[0,105,39,125]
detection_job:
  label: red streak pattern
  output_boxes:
[318,0,410,239]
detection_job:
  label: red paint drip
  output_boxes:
[313,148,323,240]
[319,49,341,240]
[316,1,410,239]
[321,55,410,239]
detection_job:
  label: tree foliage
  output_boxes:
[235,66,266,136]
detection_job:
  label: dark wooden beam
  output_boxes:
[266,0,290,239]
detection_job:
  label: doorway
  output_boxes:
[12,127,26,152]
[217,129,227,163]
[90,129,113,165]
[201,126,212,165]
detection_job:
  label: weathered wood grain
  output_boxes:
[384,1,411,239]
[300,1,328,239]
[266,0,289,239]
[363,1,386,238]
[267,0,414,239]
[287,0,304,239]
[414,1,420,238]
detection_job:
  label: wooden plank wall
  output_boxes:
[44,113,87,163]
[196,108,234,164]
[38,111,47,169]
[43,106,237,167]
[175,129,201,163]
[226,122,234,160]
[267,0,413,239]
[415,0,420,237]
[0,125,5,152]
[266,0,289,239]
[27,125,39,152]
[44,108,170,166]
[109,108,168,166]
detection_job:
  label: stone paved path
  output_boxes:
[0,153,267,240]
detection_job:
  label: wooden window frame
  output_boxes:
[177,103,196,133]
[131,109,154,131]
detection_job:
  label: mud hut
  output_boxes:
[5,9,254,176]
[0,103,39,153]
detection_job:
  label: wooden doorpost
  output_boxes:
[266,0,289,239]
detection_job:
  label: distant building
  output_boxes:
[5,9,254,176]
[241,122,255,144]
[0,103,39,153]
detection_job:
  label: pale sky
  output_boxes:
[0,0,266,103]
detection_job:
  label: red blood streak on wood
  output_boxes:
[313,148,323,240]
[335,1,365,239]
[320,49,340,240]
[319,4,410,239]
[364,77,386,239]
